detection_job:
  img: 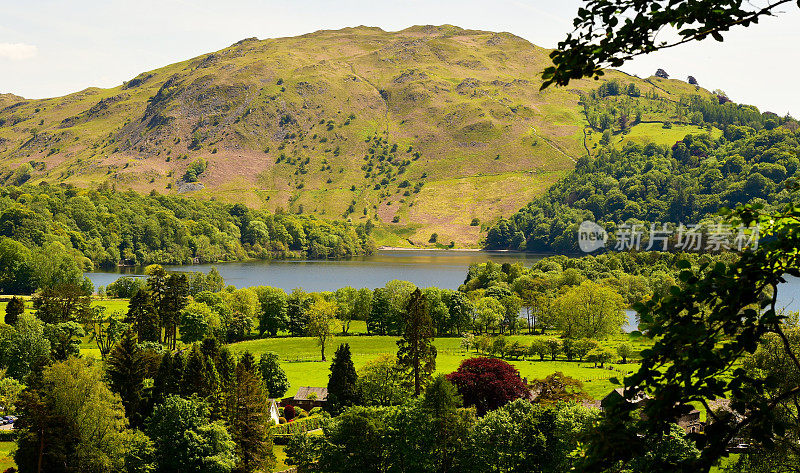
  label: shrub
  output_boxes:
[284,404,296,420]
[183,158,208,182]
[271,415,324,436]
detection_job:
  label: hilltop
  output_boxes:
[0,25,713,246]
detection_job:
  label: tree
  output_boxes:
[574,338,598,362]
[492,335,508,358]
[356,354,411,407]
[160,274,189,349]
[317,407,388,473]
[126,290,160,343]
[0,314,50,380]
[152,351,180,406]
[553,281,626,339]
[43,321,84,361]
[182,344,218,399]
[227,288,258,342]
[444,290,473,335]
[147,395,237,473]
[688,75,699,86]
[334,287,358,334]
[306,298,338,361]
[287,289,311,337]
[474,297,504,334]
[327,344,359,414]
[617,343,633,364]
[421,375,471,473]
[86,307,128,359]
[107,330,148,428]
[469,399,550,473]
[254,286,288,337]
[32,283,91,325]
[446,357,528,416]
[655,68,669,79]
[512,276,547,334]
[15,358,133,473]
[625,424,701,473]
[180,301,216,344]
[5,296,24,326]
[259,352,289,398]
[384,280,417,335]
[230,352,275,473]
[586,347,615,368]
[0,238,36,295]
[368,288,391,335]
[286,432,322,473]
[397,288,437,396]
[541,0,799,89]
[530,372,590,404]
[0,374,24,415]
[528,339,548,361]
[545,338,561,361]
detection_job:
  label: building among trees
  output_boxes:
[282,386,328,411]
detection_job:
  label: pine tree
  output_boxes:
[217,346,237,419]
[421,375,467,473]
[259,352,289,398]
[231,351,275,473]
[153,351,175,406]
[153,350,185,405]
[182,345,217,398]
[5,296,24,326]
[326,343,358,414]
[218,346,237,390]
[397,288,437,395]
[201,336,222,365]
[106,330,148,428]
[161,274,188,350]
[126,290,160,343]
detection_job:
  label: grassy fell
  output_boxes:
[0,26,711,246]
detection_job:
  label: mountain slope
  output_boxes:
[0,25,711,246]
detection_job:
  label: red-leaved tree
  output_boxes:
[446,357,528,416]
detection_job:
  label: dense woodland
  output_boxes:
[0,184,374,275]
[487,89,800,252]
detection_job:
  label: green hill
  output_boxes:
[0,25,715,247]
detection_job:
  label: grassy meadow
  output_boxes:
[4,296,647,400]
[231,324,650,400]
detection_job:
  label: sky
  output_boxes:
[1,0,799,115]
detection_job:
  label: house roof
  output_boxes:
[294,386,328,401]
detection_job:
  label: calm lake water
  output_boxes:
[85,250,545,292]
[85,250,800,332]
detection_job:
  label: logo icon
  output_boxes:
[578,221,607,252]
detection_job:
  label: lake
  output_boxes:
[85,250,545,293]
[85,250,800,332]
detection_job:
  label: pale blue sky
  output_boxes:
[1,0,798,115]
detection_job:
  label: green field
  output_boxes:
[7,295,646,400]
[0,441,14,470]
[231,332,649,399]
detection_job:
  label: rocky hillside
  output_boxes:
[0,25,710,246]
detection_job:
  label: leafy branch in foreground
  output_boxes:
[543,0,797,89]
[583,187,800,472]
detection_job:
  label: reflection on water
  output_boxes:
[85,250,800,333]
